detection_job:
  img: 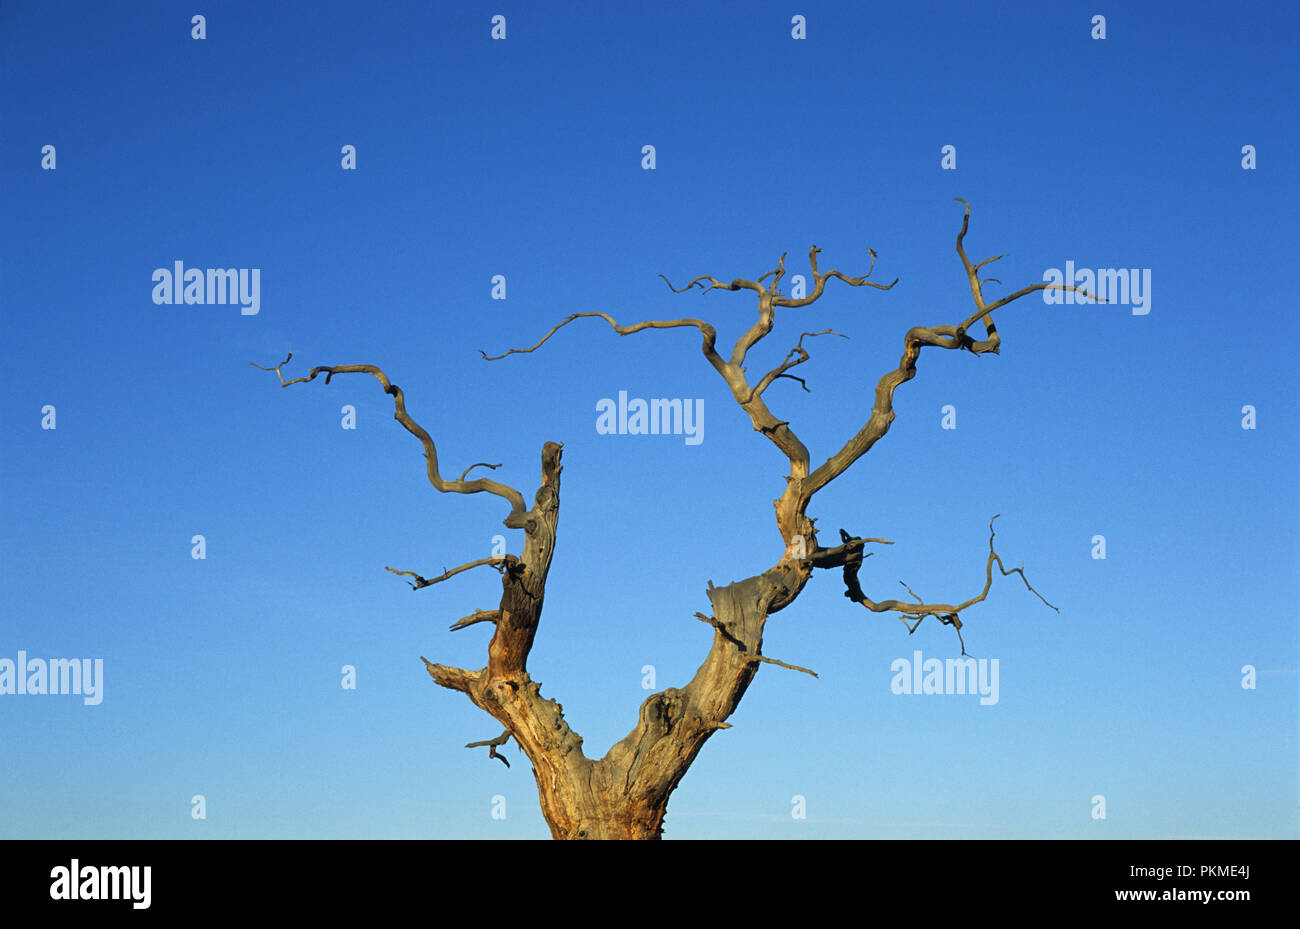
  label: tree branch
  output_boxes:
[466,729,514,767]
[770,245,898,309]
[952,197,1105,349]
[480,311,727,372]
[825,516,1057,651]
[747,329,848,401]
[420,657,478,695]
[747,653,819,678]
[657,272,765,296]
[459,462,502,481]
[809,533,894,568]
[257,361,582,805]
[385,556,513,590]
[485,306,814,478]
[251,353,529,524]
[661,251,887,476]
[694,611,744,649]
[693,613,817,677]
[730,247,893,373]
[450,609,503,632]
[803,201,1103,501]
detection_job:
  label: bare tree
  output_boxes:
[253,200,1099,839]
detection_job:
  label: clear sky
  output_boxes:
[1,0,1296,839]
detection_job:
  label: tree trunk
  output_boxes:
[530,564,806,839]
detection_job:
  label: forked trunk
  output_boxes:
[525,572,792,839]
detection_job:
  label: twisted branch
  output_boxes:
[803,201,1105,501]
[385,556,513,591]
[747,329,848,401]
[466,729,513,767]
[828,517,1057,653]
[251,353,529,523]
[770,245,898,309]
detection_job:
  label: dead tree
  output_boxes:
[253,200,1099,839]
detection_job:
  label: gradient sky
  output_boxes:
[1,0,1296,839]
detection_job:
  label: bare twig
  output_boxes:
[746,654,819,678]
[251,356,529,523]
[695,613,816,677]
[449,608,503,632]
[770,245,898,309]
[748,329,848,401]
[385,556,513,591]
[827,516,1056,655]
[802,201,1104,502]
[695,611,745,649]
[466,729,513,767]
[480,312,724,367]
[459,462,502,481]
[657,272,764,296]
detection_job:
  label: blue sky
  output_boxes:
[1,0,1296,839]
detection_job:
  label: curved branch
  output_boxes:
[757,252,788,289]
[252,353,528,523]
[260,358,583,822]
[828,516,1057,639]
[486,309,813,476]
[459,461,502,481]
[466,729,514,768]
[951,198,1104,347]
[480,311,726,374]
[803,201,1097,501]
[770,245,898,309]
[734,247,892,374]
[657,272,765,296]
[747,329,847,401]
[808,532,894,569]
[385,556,513,591]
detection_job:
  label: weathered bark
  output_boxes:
[254,201,1092,839]
[430,449,814,839]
